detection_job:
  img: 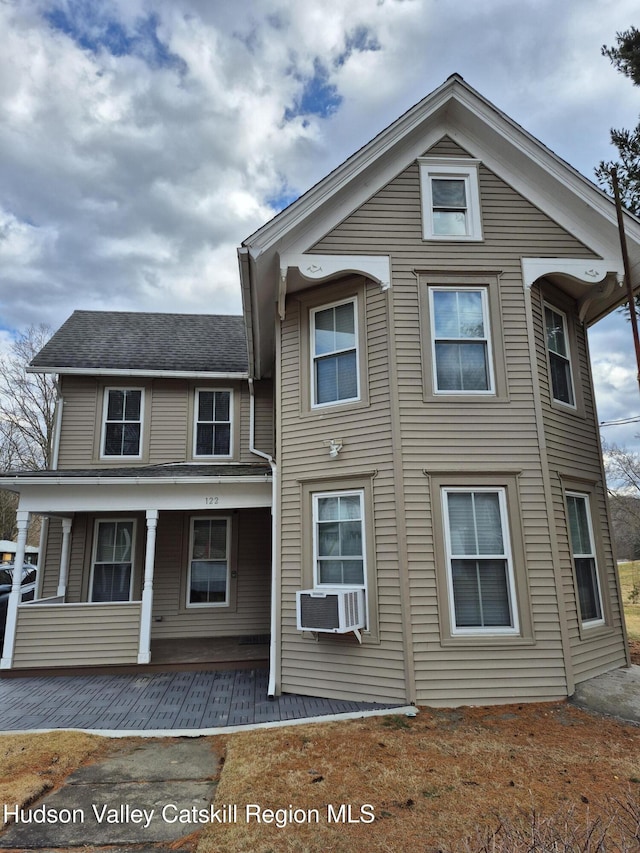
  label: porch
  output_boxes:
[0,667,403,732]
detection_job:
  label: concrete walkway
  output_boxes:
[0,738,219,851]
[0,667,405,735]
[571,663,640,724]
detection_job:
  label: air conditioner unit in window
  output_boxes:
[296,588,365,640]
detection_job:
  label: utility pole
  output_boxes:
[611,166,640,395]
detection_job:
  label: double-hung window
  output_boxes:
[91,519,135,602]
[442,488,518,633]
[311,298,359,407]
[419,158,482,241]
[544,304,575,407]
[566,492,604,626]
[102,389,143,457]
[429,287,493,393]
[194,390,232,457]
[313,491,365,587]
[188,517,230,606]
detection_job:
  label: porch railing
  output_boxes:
[12,601,142,669]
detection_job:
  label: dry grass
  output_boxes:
[619,561,640,644]
[0,730,105,824]
[198,703,640,853]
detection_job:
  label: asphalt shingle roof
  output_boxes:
[30,311,248,373]
[1,463,271,479]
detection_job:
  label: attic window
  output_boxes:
[419,158,482,241]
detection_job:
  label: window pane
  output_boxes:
[435,342,488,391]
[314,307,337,356]
[339,494,362,520]
[549,354,574,405]
[189,561,227,603]
[567,495,592,555]
[447,492,476,555]
[340,521,363,556]
[575,557,602,622]
[343,560,364,584]
[318,560,344,585]
[124,390,141,420]
[318,497,339,522]
[122,423,141,455]
[96,522,116,563]
[198,392,214,422]
[214,391,230,421]
[334,302,355,349]
[192,520,211,559]
[213,424,231,455]
[545,307,568,357]
[107,390,124,420]
[433,291,459,338]
[196,424,213,455]
[336,351,358,399]
[433,211,467,236]
[432,178,466,208]
[318,522,340,557]
[473,492,504,555]
[92,564,131,602]
[113,522,133,562]
[316,356,338,404]
[451,560,482,626]
[457,291,484,338]
[479,560,511,626]
[104,423,124,456]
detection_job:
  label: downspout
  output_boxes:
[51,377,64,470]
[248,376,279,698]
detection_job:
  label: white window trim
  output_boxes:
[428,286,495,395]
[543,302,576,409]
[89,518,136,603]
[418,157,482,241]
[186,516,231,609]
[310,296,360,409]
[565,491,605,628]
[193,388,234,459]
[442,487,519,636]
[100,387,144,460]
[312,489,367,589]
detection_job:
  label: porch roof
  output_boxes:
[0,463,272,487]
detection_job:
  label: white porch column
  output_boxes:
[138,509,158,664]
[1,510,30,669]
[56,518,73,599]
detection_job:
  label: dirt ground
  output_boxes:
[629,638,640,665]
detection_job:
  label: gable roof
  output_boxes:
[30,311,248,376]
[239,74,640,378]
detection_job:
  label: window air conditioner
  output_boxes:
[296,588,365,638]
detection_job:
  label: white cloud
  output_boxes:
[0,0,639,449]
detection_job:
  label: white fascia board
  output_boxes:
[26,367,249,379]
[10,480,272,514]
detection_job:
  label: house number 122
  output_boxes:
[205,496,219,505]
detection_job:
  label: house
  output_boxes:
[1,75,638,707]
[0,541,38,566]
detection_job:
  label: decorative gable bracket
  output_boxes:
[521,258,624,323]
[278,253,391,320]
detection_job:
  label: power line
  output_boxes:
[599,415,640,427]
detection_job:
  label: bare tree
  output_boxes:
[603,442,640,561]
[0,324,56,471]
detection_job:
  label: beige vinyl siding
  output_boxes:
[289,136,605,705]
[150,508,271,638]
[56,376,273,468]
[278,282,406,704]
[531,282,627,682]
[57,376,99,468]
[148,379,188,462]
[40,517,63,598]
[12,602,141,668]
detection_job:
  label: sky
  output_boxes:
[0,0,639,450]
